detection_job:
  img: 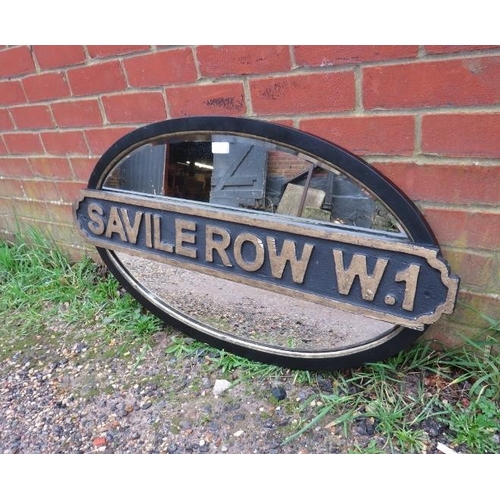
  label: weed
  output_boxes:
[292,370,314,385]
[165,334,283,380]
[392,427,429,453]
[165,336,207,358]
[350,438,385,454]
[438,396,499,454]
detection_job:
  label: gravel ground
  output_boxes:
[0,312,480,454]
[0,324,357,454]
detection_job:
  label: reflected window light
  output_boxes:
[195,162,213,170]
[212,142,230,154]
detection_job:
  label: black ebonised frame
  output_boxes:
[85,116,442,370]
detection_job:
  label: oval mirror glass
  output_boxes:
[78,117,456,369]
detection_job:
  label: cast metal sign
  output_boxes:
[74,117,459,369]
[76,189,456,330]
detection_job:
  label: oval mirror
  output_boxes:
[75,117,458,369]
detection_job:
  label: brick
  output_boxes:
[425,45,500,55]
[22,72,70,102]
[423,319,481,349]
[0,81,26,105]
[0,212,13,230]
[424,208,467,249]
[0,46,35,77]
[422,114,500,158]
[0,178,25,198]
[0,137,6,154]
[87,45,150,58]
[0,213,9,231]
[84,127,135,155]
[22,180,61,201]
[29,157,73,179]
[10,104,54,129]
[62,240,92,262]
[442,248,498,291]
[0,189,11,204]
[294,45,418,66]
[268,151,309,176]
[93,436,107,447]
[12,199,50,221]
[300,116,415,155]
[46,202,73,224]
[422,207,500,251]
[45,223,86,249]
[41,130,89,154]
[0,211,18,231]
[32,45,86,69]
[51,99,103,128]
[67,61,127,96]
[0,157,33,177]
[167,83,246,117]
[124,48,197,87]
[56,181,87,202]
[102,92,166,124]
[444,290,500,331]
[70,157,99,181]
[197,45,291,77]
[250,72,355,115]
[269,119,295,128]
[373,163,500,205]
[3,132,44,154]
[0,109,14,130]
[364,57,500,109]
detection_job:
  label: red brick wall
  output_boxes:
[1,45,499,345]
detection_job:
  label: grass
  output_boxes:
[166,336,283,380]
[0,228,162,359]
[1,228,499,454]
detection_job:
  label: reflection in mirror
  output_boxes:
[99,130,412,354]
[103,134,404,235]
[117,252,395,352]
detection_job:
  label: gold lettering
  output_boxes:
[120,208,142,244]
[105,206,127,241]
[153,215,174,253]
[333,250,388,301]
[233,233,265,272]
[87,202,105,235]
[175,219,197,258]
[395,264,420,311]
[266,237,314,284]
[206,225,233,267]
[144,213,153,248]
